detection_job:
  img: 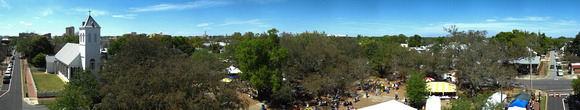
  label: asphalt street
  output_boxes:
[0,52,47,110]
[517,51,573,110]
[0,51,23,109]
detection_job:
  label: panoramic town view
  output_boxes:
[1,0,580,110]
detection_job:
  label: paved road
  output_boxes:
[0,52,48,110]
[518,51,572,110]
[0,52,23,109]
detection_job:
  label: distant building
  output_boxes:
[43,33,51,39]
[127,32,136,35]
[66,26,75,36]
[19,32,38,38]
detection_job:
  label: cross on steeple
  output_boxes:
[88,10,92,16]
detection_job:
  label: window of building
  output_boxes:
[88,33,91,43]
[90,59,95,70]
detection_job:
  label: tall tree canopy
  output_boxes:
[99,35,246,109]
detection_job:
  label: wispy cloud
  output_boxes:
[486,19,496,22]
[0,0,10,9]
[112,14,137,19]
[503,16,551,21]
[19,21,32,26]
[550,20,577,26]
[246,0,285,4]
[130,0,231,12]
[219,19,269,27]
[197,23,210,27]
[41,8,53,16]
[34,17,39,19]
[70,8,107,16]
[7,24,12,26]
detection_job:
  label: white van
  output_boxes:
[557,69,564,76]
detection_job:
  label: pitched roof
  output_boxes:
[55,43,80,65]
[81,15,100,28]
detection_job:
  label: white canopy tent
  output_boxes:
[426,96,441,110]
[484,92,507,110]
[360,100,416,110]
[225,65,242,74]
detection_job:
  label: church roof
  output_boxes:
[81,15,100,28]
[55,43,80,65]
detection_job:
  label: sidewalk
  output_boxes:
[22,59,38,105]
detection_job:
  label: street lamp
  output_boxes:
[529,48,533,92]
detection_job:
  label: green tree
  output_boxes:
[107,37,127,55]
[236,28,287,93]
[569,32,580,56]
[408,34,422,47]
[405,71,427,106]
[573,78,580,95]
[20,36,54,60]
[48,70,100,110]
[99,35,246,109]
[32,53,46,68]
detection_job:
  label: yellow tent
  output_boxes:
[221,78,232,83]
[426,82,456,93]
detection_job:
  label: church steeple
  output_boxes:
[81,15,100,28]
[79,14,101,72]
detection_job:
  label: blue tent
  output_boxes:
[508,99,527,108]
[227,76,234,79]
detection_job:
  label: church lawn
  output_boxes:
[32,71,65,92]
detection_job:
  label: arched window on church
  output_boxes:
[94,33,98,42]
[81,33,84,42]
[90,59,95,70]
[88,33,91,43]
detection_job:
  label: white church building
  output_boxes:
[46,15,102,82]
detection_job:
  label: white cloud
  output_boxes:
[219,19,269,27]
[112,14,137,19]
[197,23,210,27]
[503,16,551,21]
[19,21,24,24]
[7,24,11,26]
[551,20,577,26]
[71,8,107,16]
[130,0,231,12]
[24,23,32,26]
[486,19,496,22]
[41,8,53,16]
[34,17,39,19]
[246,0,285,4]
[1,0,10,9]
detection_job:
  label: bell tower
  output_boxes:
[78,12,101,72]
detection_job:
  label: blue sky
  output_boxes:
[1,0,579,37]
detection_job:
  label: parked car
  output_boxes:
[3,78,9,84]
[557,69,564,76]
[550,65,554,69]
[8,63,12,68]
[3,74,10,79]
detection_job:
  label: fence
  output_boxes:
[37,90,63,98]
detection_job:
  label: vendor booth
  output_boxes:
[360,100,416,110]
[425,96,442,110]
[426,82,458,99]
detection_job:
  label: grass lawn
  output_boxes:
[32,71,65,92]
[20,59,28,97]
[540,95,547,110]
[38,99,56,105]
